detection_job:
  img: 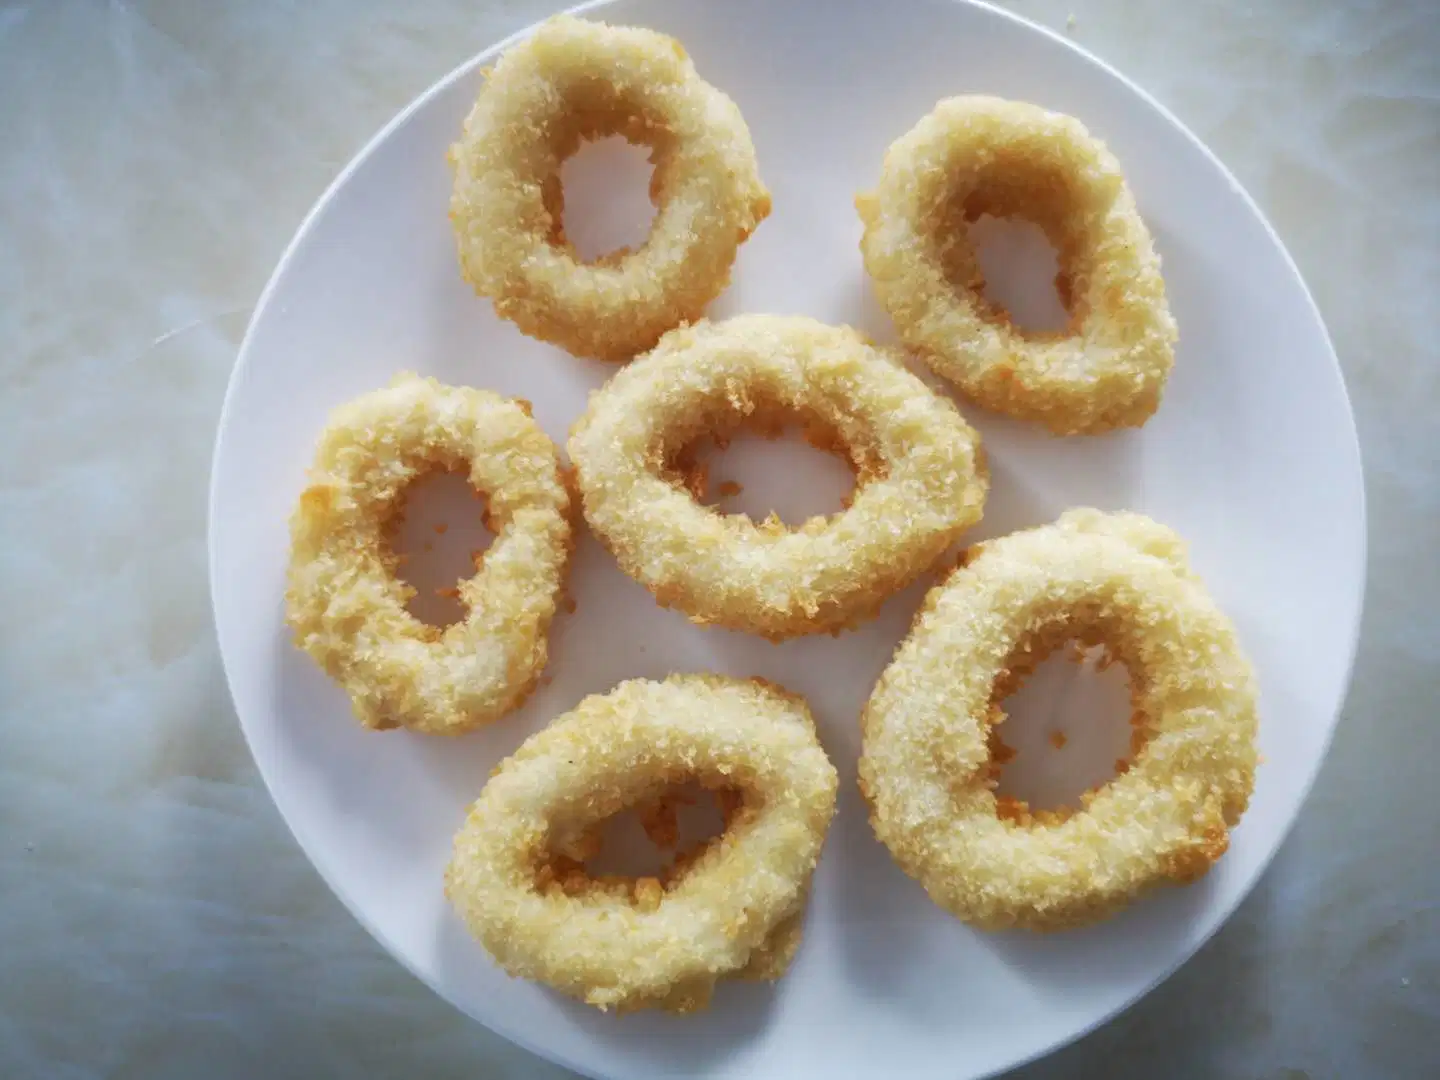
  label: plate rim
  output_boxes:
[207,1,1368,1077]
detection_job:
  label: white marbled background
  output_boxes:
[1,0,1436,1077]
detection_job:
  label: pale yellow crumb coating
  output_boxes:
[859,510,1258,930]
[445,675,838,1012]
[568,315,989,639]
[857,96,1176,435]
[449,15,770,362]
[284,374,572,735]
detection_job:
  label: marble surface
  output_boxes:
[0,0,1435,1077]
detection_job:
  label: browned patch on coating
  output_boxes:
[995,795,1030,824]
[989,734,1017,765]
[995,794,1071,828]
[1160,820,1229,884]
[985,722,1018,787]
[633,876,664,911]
[716,787,745,827]
[636,792,687,850]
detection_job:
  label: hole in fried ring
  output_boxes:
[388,466,495,629]
[858,510,1258,931]
[449,15,771,362]
[446,675,838,1012]
[966,214,1071,335]
[284,374,573,735]
[660,408,863,526]
[857,96,1178,435]
[556,135,659,264]
[987,641,1136,814]
[546,776,738,880]
[568,314,990,640]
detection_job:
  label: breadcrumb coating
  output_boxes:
[857,96,1176,435]
[859,510,1258,930]
[284,374,573,735]
[449,15,770,361]
[445,675,838,1011]
[568,315,989,639]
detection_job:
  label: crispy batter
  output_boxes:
[858,510,1258,930]
[284,374,572,734]
[445,675,837,1012]
[449,15,770,361]
[568,315,989,639]
[857,96,1176,434]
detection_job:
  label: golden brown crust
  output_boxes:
[568,315,989,639]
[284,374,573,735]
[858,510,1258,930]
[858,96,1177,435]
[449,15,770,361]
[445,675,838,1011]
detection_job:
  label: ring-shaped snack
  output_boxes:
[857,96,1177,435]
[285,374,573,735]
[858,510,1258,930]
[445,675,838,1012]
[567,315,989,640]
[449,15,771,362]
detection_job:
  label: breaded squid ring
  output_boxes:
[858,510,1258,930]
[449,15,771,362]
[446,675,838,1012]
[568,315,989,639]
[857,96,1177,435]
[285,374,572,735]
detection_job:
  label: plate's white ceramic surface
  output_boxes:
[208,1,1365,1077]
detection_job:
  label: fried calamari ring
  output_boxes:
[858,510,1258,930]
[857,96,1177,435]
[446,675,838,1012]
[285,374,572,735]
[449,15,771,361]
[568,315,989,639]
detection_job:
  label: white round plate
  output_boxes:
[209,1,1365,1077]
